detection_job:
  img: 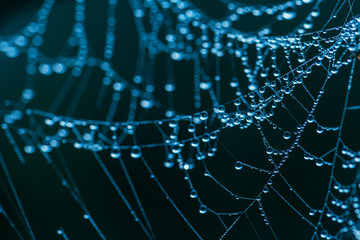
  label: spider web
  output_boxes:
[0,0,359,239]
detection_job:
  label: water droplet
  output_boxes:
[172,144,182,154]
[199,205,207,214]
[200,111,208,121]
[190,189,197,198]
[304,152,311,160]
[40,144,52,153]
[164,83,175,92]
[202,134,210,142]
[235,161,243,170]
[171,52,183,61]
[210,132,217,140]
[130,146,141,159]
[311,7,320,17]
[315,159,324,167]
[22,89,35,100]
[187,123,195,132]
[110,148,121,158]
[307,114,315,123]
[283,131,291,140]
[191,138,199,147]
[282,6,296,20]
[57,228,64,235]
[234,98,241,106]
[266,147,273,155]
[309,209,316,216]
[24,145,36,154]
[164,158,174,168]
[320,230,328,238]
[140,99,154,109]
[199,81,212,90]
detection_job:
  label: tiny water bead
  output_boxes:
[200,111,208,121]
[22,88,35,100]
[183,158,195,170]
[283,131,291,140]
[191,138,200,147]
[209,132,217,140]
[171,143,182,154]
[320,230,328,238]
[315,158,324,167]
[24,145,36,154]
[164,83,176,92]
[164,158,174,168]
[130,146,142,159]
[190,189,197,198]
[316,126,324,134]
[281,6,297,20]
[235,161,243,170]
[140,98,154,109]
[110,147,121,158]
[307,114,315,123]
[266,147,274,155]
[202,134,210,142]
[309,209,316,216]
[40,144,52,153]
[199,205,207,214]
[187,123,196,132]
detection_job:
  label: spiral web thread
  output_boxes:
[0,0,359,239]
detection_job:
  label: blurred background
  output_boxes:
[0,0,359,239]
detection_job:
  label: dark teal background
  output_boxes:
[0,0,359,239]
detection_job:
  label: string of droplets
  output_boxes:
[0,0,359,239]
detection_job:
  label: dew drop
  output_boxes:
[187,123,195,133]
[315,159,324,167]
[110,147,121,158]
[130,146,141,159]
[24,145,36,154]
[307,114,315,123]
[191,138,199,147]
[199,205,207,214]
[164,158,174,168]
[57,228,64,235]
[282,6,296,20]
[309,209,316,216]
[320,230,328,238]
[200,111,208,121]
[316,126,324,134]
[283,131,291,140]
[190,189,197,199]
[235,161,243,170]
[172,144,182,154]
